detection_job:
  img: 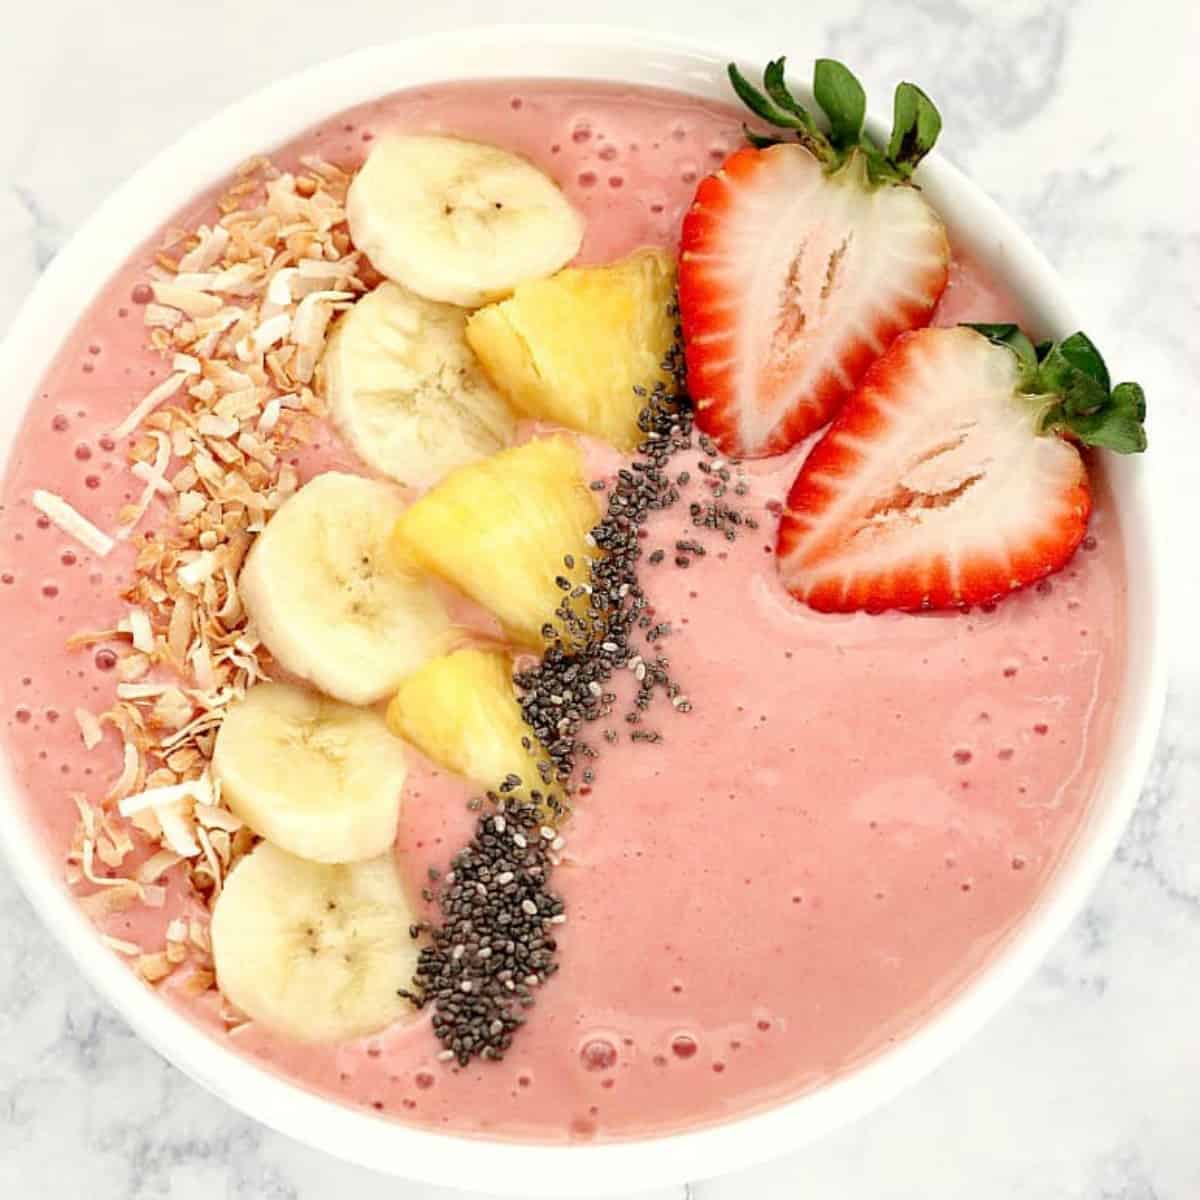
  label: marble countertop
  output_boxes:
[1,1,1197,1196]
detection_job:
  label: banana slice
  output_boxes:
[213,680,408,864]
[321,282,515,489]
[211,842,421,1042]
[239,472,453,705]
[346,134,584,308]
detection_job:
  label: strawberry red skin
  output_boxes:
[776,329,1093,613]
[678,146,949,459]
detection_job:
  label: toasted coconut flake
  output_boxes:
[177,225,231,272]
[177,550,218,590]
[137,952,174,982]
[106,740,141,803]
[115,654,151,683]
[190,641,216,691]
[103,935,143,957]
[158,805,200,857]
[79,881,141,916]
[237,311,291,361]
[195,803,243,833]
[152,282,223,318]
[267,267,299,305]
[112,372,188,441]
[182,969,216,997]
[197,414,239,439]
[31,490,115,557]
[152,688,195,731]
[145,303,184,330]
[127,608,155,654]
[166,594,196,661]
[118,773,213,818]
[138,849,184,884]
[131,460,174,496]
[74,707,104,750]
[175,491,206,522]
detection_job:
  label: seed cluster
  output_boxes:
[514,380,698,793]
[408,317,759,1065]
[402,799,566,1065]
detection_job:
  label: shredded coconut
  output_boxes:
[31,491,115,557]
[50,151,369,983]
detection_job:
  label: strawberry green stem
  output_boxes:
[966,323,1148,454]
[728,57,942,186]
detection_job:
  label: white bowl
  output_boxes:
[0,24,1167,1196]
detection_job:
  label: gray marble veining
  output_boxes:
[1,0,1196,1196]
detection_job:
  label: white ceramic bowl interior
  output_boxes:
[0,25,1166,1197]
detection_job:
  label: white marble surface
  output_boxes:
[1,1,1197,1196]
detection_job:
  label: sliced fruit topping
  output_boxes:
[465,248,678,450]
[679,58,950,458]
[213,680,408,864]
[210,842,420,1041]
[346,134,584,308]
[776,324,1147,613]
[320,281,515,489]
[393,436,600,649]
[239,472,453,705]
[388,647,549,798]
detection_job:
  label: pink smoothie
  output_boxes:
[0,81,1126,1142]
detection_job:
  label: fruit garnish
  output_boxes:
[678,57,950,458]
[213,681,409,864]
[239,472,453,705]
[320,281,515,489]
[387,647,550,799]
[210,842,422,1042]
[392,436,600,649]
[465,248,678,451]
[775,324,1147,613]
[346,134,584,308]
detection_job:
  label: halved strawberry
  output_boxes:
[776,323,1147,612]
[679,58,950,458]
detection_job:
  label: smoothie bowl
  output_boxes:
[0,26,1165,1195]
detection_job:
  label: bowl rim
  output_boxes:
[0,23,1167,1196]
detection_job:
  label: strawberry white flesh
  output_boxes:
[679,145,949,459]
[776,326,1092,612]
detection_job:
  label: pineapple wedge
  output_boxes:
[393,436,599,649]
[387,648,548,795]
[465,247,677,451]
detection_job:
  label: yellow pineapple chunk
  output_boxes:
[392,436,599,649]
[465,247,677,451]
[387,648,548,795]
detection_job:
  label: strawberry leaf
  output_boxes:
[813,59,866,148]
[965,324,1147,454]
[729,61,837,165]
[887,83,942,177]
[1041,381,1148,454]
[1041,331,1111,395]
[965,322,1038,373]
[763,57,814,125]
[964,324,1142,453]
[729,57,942,187]
[728,63,812,134]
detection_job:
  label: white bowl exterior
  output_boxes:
[0,26,1166,1196]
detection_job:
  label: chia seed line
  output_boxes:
[401,799,566,1066]
[407,310,756,1066]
